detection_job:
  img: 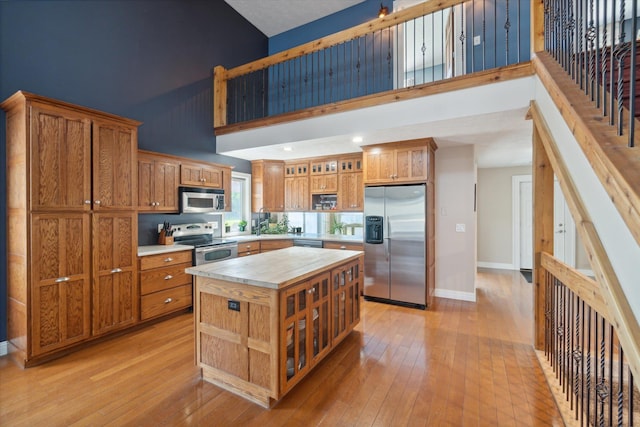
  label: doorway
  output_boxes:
[513,175,577,270]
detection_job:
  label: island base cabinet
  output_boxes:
[192,251,361,408]
[195,279,279,408]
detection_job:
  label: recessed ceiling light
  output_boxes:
[352,136,363,143]
[283,146,293,151]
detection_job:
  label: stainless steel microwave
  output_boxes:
[179,187,225,213]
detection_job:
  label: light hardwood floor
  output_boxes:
[0,269,563,426]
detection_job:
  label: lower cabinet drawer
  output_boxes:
[140,263,192,295]
[141,284,192,320]
[237,250,259,257]
[323,242,363,251]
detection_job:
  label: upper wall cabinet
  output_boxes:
[138,151,180,212]
[138,151,233,213]
[252,160,285,212]
[362,138,437,185]
[180,162,223,188]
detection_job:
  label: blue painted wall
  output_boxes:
[269,0,385,54]
[0,1,267,343]
[466,0,531,72]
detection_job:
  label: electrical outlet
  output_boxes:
[228,299,240,312]
[455,223,466,232]
[473,35,481,46]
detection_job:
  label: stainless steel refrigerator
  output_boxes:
[364,185,426,309]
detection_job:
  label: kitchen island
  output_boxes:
[186,247,363,408]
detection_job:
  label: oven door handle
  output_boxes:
[197,245,236,254]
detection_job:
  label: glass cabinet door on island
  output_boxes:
[280,271,333,394]
[281,281,309,393]
[309,272,331,365]
[332,259,361,344]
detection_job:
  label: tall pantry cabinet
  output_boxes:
[2,91,140,366]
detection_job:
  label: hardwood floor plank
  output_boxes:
[0,268,563,426]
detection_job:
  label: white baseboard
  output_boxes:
[435,288,476,302]
[477,261,515,270]
[0,341,7,357]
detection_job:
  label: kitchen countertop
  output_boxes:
[230,233,363,243]
[186,246,362,290]
[137,244,194,257]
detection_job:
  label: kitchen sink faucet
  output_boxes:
[256,207,269,236]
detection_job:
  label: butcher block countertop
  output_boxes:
[186,246,362,290]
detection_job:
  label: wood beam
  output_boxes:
[532,119,555,350]
[213,65,227,128]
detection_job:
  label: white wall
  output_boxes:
[534,76,640,325]
[477,166,532,268]
[434,145,477,301]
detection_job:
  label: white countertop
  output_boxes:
[231,233,363,243]
[186,246,362,289]
[138,244,194,257]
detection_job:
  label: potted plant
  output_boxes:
[238,219,247,232]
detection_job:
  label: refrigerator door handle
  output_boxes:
[384,238,389,262]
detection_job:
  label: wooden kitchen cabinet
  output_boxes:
[310,159,337,175]
[285,163,308,176]
[30,106,92,211]
[181,162,223,188]
[139,250,193,320]
[363,138,436,185]
[310,174,338,193]
[237,240,261,257]
[138,151,180,212]
[323,242,364,251]
[260,239,293,252]
[284,161,309,211]
[285,176,309,211]
[252,160,285,212]
[92,120,138,210]
[331,259,361,345]
[338,172,363,211]
[92,212,138,336]
[279,271,332,394]
[2,91,141,367]
[338,155,363,173]
[30,213,92,355]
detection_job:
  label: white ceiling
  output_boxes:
[224,0,367,37]
[221,0,534,169]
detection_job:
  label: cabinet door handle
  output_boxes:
[94,200,101,205]
[308,288,316,294]
[164,298,173,304]
[164,257,173,262]
[110,268,122,274]
[340,246,346,250]
[84,200,91,205]
[164,274,173,280]
[55,276,70,283]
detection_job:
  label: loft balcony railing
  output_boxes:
[541,253,639,426]
[543,0,639,147]
[213,0,531,130]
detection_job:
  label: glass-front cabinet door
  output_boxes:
[309,272,331,366]
[280,281,309,394]
[332,259,361,345]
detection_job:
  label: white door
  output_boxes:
[519,180,533,270]
[553,181,576,266]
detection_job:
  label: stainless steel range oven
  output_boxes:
[165,222,238,266]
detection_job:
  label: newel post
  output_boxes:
[213,65,228,128]
[531,0,545,53]
[532,121,554,350]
